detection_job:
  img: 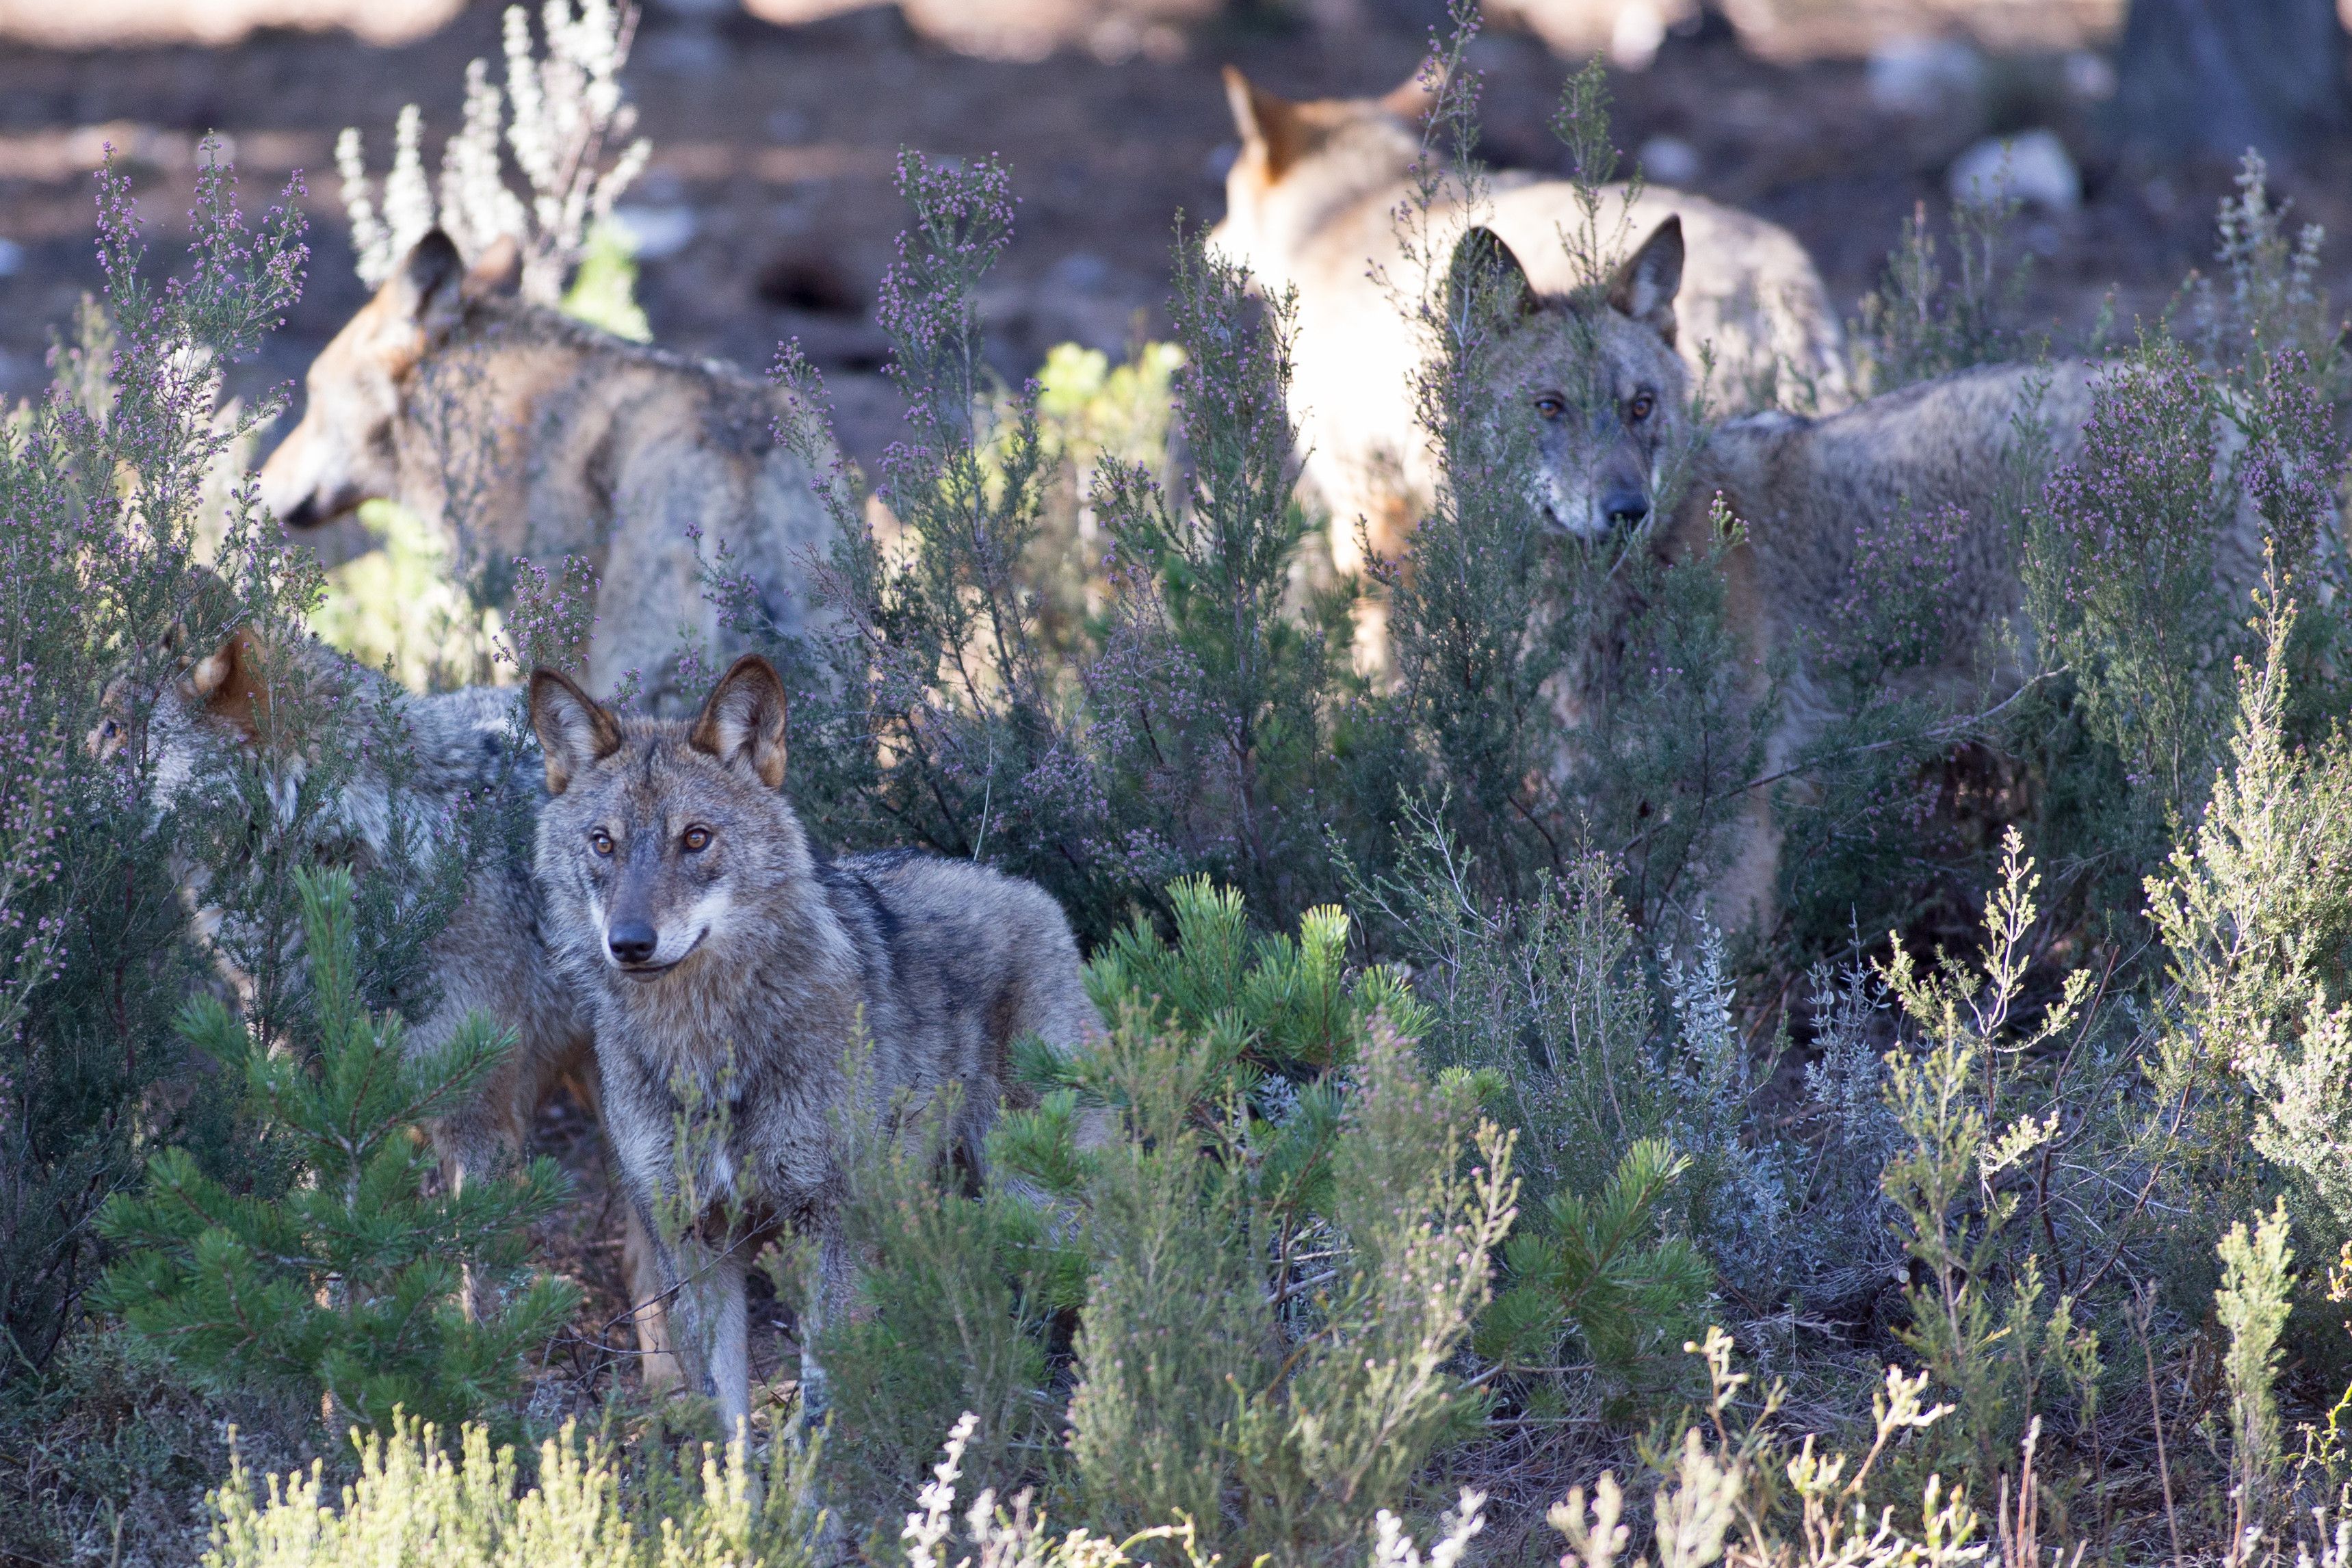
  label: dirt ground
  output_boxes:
[6,0,2352,482]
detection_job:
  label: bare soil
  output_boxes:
[6,1,2352,482]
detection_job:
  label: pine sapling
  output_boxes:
[95,867,578,1435]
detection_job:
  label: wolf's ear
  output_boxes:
[1223,66,1309,181]
[462,234,523,303]
[189,626,270,742]
[1608,216,1684,345]
[689,655,789,790]
[1446,226,1540,325]
[384,229,468,344]
[530,669,623,796]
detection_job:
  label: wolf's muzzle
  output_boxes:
[608,919,659,965]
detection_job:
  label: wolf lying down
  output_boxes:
[109,629,1092,1425]
[529,655,1095,1435]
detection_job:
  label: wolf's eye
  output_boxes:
[590,829,615,857]
[1628,394,1655,422]
[99,719,120,741]
[1534,393,1567,421]
[681,826,711,853]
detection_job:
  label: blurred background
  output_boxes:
[0,0,2344,480]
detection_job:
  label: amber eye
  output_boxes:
[590,829,615,857]
[681,826,711,853]
[1534,393,1567,421]
[1628,393,1656,422]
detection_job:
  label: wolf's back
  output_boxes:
[822,849,1093,1099]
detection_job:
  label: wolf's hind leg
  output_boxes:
[622,1203,682,1393]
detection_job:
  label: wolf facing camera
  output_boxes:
[529,653,1096,1435]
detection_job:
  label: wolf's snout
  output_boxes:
[1603,488,1651,527]
[607,920,659,965]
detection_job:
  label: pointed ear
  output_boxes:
[1608,216,1684,344]
[1223,65,1309,181]
[1378,60,1442,122]
[462,233,522,302]
[188,626,270,742]
[1447,226,1540,324]
[383,229,468,344]
[688,655,789,790]
[530,669,623,796]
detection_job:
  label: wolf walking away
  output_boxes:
[258,230,837,711]
[1207,66,1852,584]
[530,653,1096,1434]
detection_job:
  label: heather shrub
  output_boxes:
[335,0,649,303]
[202,1409,826,1568]
[807,881,1515,1564]
[2184,152,2347,398]
[0,148,317,1399]
[1851,192,2038,397]
[759,151,1355,941]
[1005,338,1185,658]
[2025,334,2240,818]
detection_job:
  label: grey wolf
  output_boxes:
[257,230,837,711]
[1207,66,1852,583]
[1490,225,2271,930]
[529,653,1096,1435]
[94,627,685,1384]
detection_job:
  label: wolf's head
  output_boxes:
[1452,217,1692,541]
[257,230,520,532]
[531,655,805,982]
[90,621,275,794]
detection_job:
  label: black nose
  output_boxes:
[1602,490,1651,527]
[607,921,658,965]
[278,494,320,530]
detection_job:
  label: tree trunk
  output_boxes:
[2112,0,2349,166]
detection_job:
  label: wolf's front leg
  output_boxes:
[664,1231,753,1442]
[796,1220,850,1422]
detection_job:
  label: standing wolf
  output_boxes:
[1464,220,2272,929]
[258,231,835,710]
[1207,66,1852,583]
[529,653,1095,1433]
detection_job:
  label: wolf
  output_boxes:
[257,230,837,711]
[529,653,1097,1435]
[1467,221,2271,930]
[94,627,686,1385]
[1207,66,1853,585]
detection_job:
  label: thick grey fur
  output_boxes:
[529,654,1095,1436]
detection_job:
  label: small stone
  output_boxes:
[1866,36,1984,117]
[1948,129,2081,215]
[1638,134,1699,187]
[611,205,700,261]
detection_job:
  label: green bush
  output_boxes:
[809,879,1513,1565]
[94,870,577,1435]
